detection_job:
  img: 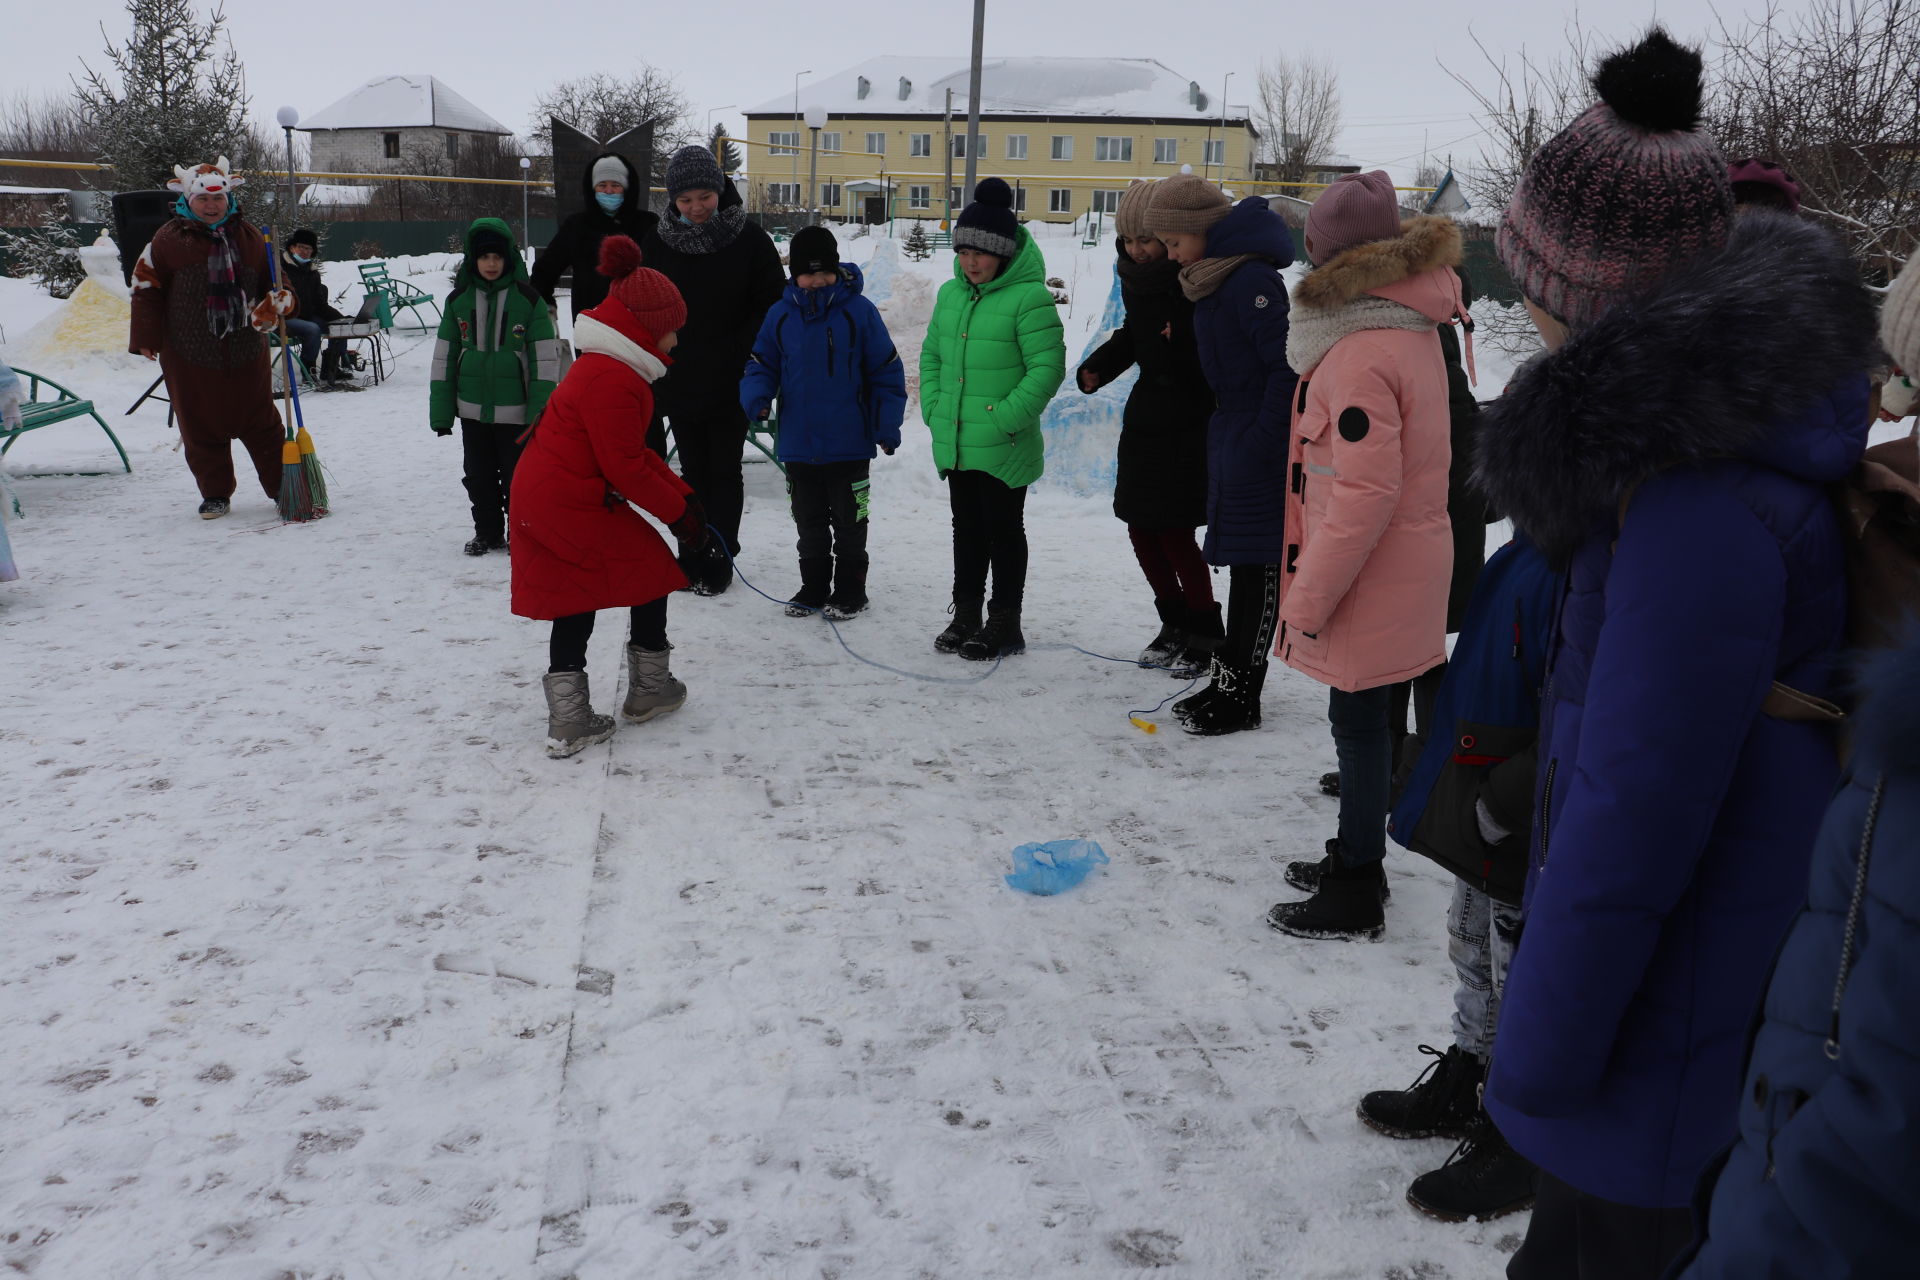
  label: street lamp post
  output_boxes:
[963,0,985,197]
[1219,72,1235,181]
[519,156,532,255]
[792,70,812,212]
[804,104,827,226]
[274,104,299,227]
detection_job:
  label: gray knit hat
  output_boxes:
[590,156,627,188]
[665,145,725,200]
[1143,172,1230,237]
[1883,258,1920,375]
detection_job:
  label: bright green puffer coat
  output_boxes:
[919,227,1066,488]
[429,217,561,432]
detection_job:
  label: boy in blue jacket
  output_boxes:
[742,226,906,619]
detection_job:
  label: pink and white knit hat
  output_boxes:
[1497,28,1732,329]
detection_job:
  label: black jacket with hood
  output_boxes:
[531,152,660,318]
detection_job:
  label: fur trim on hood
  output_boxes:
[1473,209,1881,563]
[1293,216,1462,311]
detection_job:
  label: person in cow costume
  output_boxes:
[130,158,296,519]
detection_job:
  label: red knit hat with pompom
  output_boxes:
[596,236,686,341]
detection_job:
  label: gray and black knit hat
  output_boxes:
[665,145,726,201]
[954,178,1019,258]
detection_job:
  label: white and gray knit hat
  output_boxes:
[590,156,627,188]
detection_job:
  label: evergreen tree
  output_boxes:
[903,221,933,262]
[0,212,86,299]
[74,0,252,193]
[709,123,742,177]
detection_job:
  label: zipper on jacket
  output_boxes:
[828,325,837,379]
[1538,758,1558,869]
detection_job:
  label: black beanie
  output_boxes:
[286,228,318,251]
[470,226,512,258]
[788,225,840,276]
[954,178,1019,259]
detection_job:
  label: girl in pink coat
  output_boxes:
[1264,171,1463,942]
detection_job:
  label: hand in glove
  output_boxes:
[0,390,21,432]
[249,287,296,331]
[668,495,709,549]
[433,424,453,437]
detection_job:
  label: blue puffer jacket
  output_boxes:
[1191,196,1298,565]
[1666,632,1920,1278]
[740,262,906,465]
[1472,210,1880,1210]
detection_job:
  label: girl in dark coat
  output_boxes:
[1076,179,1219,675]
[640,145,785,596]
[531,152,660,320]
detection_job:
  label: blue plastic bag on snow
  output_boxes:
[1004,839,1109,895]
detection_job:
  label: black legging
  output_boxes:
[948,469,1028,607]
[648,406,750,555]
[548,600,668,673]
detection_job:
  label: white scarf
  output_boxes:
[573,314,667,382]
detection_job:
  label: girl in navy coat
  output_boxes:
[742,226,906,620]
[1471,31,1880,1279]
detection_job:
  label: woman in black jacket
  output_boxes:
[1076,180,1219,672]
[531,152,660,320]
[279,228,351,384]
[640,144,784,595]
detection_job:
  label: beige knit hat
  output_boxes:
[1114,180,1156,240]
[1883,258,1920,374]
[1143,172,1230,237]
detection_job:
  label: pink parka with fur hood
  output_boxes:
[1275,215,1464,691]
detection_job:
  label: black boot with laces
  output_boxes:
[1355,1044,1484,1140]
[934,598,983,653]
[958,603,1024,660]
[1405,1113,1539,1222]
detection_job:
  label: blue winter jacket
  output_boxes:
[1666,632,1920,1278]
[741,262,906,465]
[1191,197,1298,566]
[1472,210,1880,1209]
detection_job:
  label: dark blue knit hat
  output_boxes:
[955,178,1019,258]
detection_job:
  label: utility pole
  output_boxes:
[964,0,985,198]
[793,70,812,209]
[943,88,955,226]
[1219,72,1234,181]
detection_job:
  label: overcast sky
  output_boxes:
[14,0,1750,186]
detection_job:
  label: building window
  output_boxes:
[910,133,932,157]
[820,184,841,208]
[766,183,800,206]
[1049,188,1072,213]
[1153,138,1178,164]
[1092,189,1122,214]
[820,132,842,153]
[1094,136,1133,162]
[383,132,400,159]
[908,184,931,209]
[1050,135,1074,161]
[1011,184,1028,211]
[1006,134,1028,160]
[951,133,987,159]
[445,132,460,159]
[1204,139,1225,167]
[949,186,964,209]
[769,131,799,156]
[865,132,886,156]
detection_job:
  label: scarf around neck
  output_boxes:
[203,222,246,339]
[1117,253,1181,295]
[652,203,747,256]
[1179,252,1264,302]
[1284,293,1437,375]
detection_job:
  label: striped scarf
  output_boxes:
[204,224,246,339]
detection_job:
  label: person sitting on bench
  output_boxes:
[281,229,352,385]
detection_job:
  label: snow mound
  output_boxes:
[9,236,141,371]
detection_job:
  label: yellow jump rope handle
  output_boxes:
[1129,716,1157,734]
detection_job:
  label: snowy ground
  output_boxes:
[3,239,1527,1279]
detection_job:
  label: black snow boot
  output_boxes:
[1318,770,1341,797]
[1165,601,1224,679]
[823,565,868,621]
[959,601,1025,660]
[1179,656,1264,735]
[1354,1044,1485,1140]
[1284,839,1391,903]
[690,542,734,596]
[1265,858,1387,940]
[1405,1114,1539,1222]
[1138,598,1184,669]
[319,348,352,384]
[934,598,983,653]
[785,557,832,617]
[463,534,492,556]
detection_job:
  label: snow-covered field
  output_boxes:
[4,235,1525,1278]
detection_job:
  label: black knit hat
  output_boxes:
[788,225,840,276]
[286,228,318,251]
[470,225,512,257]
[665,144,726,201]
[954,178,1019,258]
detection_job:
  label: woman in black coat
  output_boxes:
[640,144,784,595]
[531,151,660,319]
[1076,180,1218,672]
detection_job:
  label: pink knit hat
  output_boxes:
[1304,171,1402,265]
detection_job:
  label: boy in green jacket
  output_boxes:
[920,178,1066,659]
[430,218,562,556]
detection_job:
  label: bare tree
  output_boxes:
[530,69,695,180]
[1443,23,1597,217]
[1712,0,1920,275]
[1254,53,1343,185]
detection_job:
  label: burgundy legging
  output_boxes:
[1128,526,1215,611]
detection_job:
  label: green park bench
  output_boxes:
[2,367,131,474]
[357,261,442,331]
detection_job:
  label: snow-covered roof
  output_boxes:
[0,184,71,196]
[300,76,511,134]
[746,57,1242,121]
[299,183,378,207]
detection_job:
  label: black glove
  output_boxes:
[669,495,709,548]
[433,425,453,437]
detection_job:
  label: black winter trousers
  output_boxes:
[547,601,669,673]
[1224,563,1280,677]
[1506,1172,1693,1280]
[947,469,1028,608]
[788,460,871,581]
[460,419,524,541]
[649,405,750,554]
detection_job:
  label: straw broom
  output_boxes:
[263,227,324,522]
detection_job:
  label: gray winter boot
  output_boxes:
[622,643,687,723]
[543,671,616,759]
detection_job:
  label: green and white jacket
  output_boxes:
[430,218,561,431]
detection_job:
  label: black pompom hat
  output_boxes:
[954,178,1019,259]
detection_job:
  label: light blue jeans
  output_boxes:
[1449,877,1523,1059]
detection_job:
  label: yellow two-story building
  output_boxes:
[742,56,1258,226]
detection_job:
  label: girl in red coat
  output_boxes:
[510,237,708,758]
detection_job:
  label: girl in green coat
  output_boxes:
[919,179,1066,659]
[430,218,562,556]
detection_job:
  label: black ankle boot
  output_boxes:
[1284,839,1391,903]
[1405,1115,1538,1222]
[1179,657,1263,735]
[1165,601,1224,679]
[785,556,832,617]
[1138,598,1184,669]
[1265,857,1387,940]
[1354,1044,1484,1140]
[959,602,1024,660]
[934,598,983,653]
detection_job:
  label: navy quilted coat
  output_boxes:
[1473,211,1880,1209]
[740,263,906,464]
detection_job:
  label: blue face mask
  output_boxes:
[594,191,623,213]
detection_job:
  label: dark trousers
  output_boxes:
[1129,526,1214,611]
[1388,661,1448,801]
[649,405,750,554]
[1329,684,1394,868]
[460,419,524,541]
[788,459,871,580]
[948,469,1028,608]
[547,600,669,673]
[1507,1172,1693,1280]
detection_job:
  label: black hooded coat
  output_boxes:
[531,152,660,318]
